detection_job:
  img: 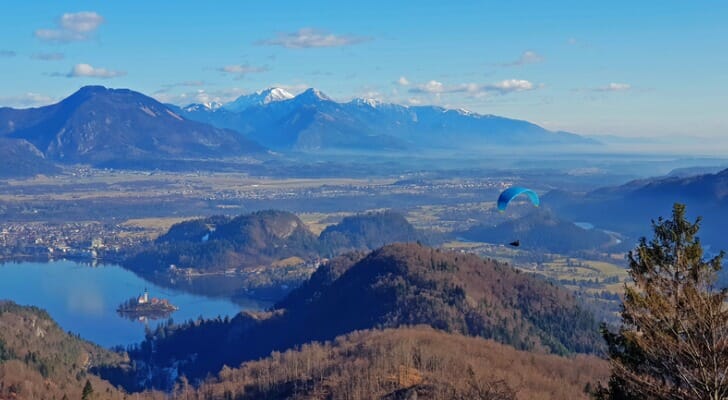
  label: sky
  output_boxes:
[0,1,727,140]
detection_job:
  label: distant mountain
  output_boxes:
[544,168,728,252]
[223,87,294,112]
[182,101,222,112]
[0,138,59,178]
[0,86,264,164]
[459,209,619,254]
[665,165,728,178]
[175,87,599,152]
[110,243,601,389]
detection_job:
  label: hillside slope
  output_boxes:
[185,327,609,400]
[0,138,59,178]
[126,210,321,274]
[0,302,126,399]
[544,168,728,250]
[460,210,617,253]
[112,243,601,389]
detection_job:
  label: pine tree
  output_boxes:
[596,203,728,400]
[81,379,94,400]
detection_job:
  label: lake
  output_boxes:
[0,260,270,348]
[574,222,595,230]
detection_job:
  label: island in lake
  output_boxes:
[117,289,178,321]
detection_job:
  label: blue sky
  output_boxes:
[1,1,726,139]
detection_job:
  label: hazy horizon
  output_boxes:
[1,1,726,145]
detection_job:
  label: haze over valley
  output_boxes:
[1,2,728,399]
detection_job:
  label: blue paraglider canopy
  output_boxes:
[497,186,540,212]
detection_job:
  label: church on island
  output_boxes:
[117,288,178,319]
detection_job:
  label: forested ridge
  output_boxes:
[0,301,166,400]
[125,210,429,275]
[107,243,601,390]
[176,327,608,400]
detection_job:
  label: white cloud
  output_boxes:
[155,89,220,106]
[63,63,125,78]
[594,82,631,92]
[154,87,251,106]
[32,52,65,61]
[416,80,446,93]
[500,51,544,67]
[188,90,222,105]
[0,50,16,58]
[396,76,410,86]
[218,64,268,79]
[567,38,578,46]
[0,92,56,108]
[258,28,369,48]
[60,12,104,33]
[409,79,536,96]
[35,11,104,42]
[487,79,535,94]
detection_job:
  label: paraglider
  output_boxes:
[497,186,540,248]
[497,186,539,212]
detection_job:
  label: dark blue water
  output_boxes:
[574,222,595,230]
[0,260,269,348]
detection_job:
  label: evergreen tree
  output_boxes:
[81,379,94,400]
[596,203,728,400]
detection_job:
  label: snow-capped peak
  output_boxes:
[296,88,332,102]
[183,101,223,112]
[352,98,382,108]
[262,87,294,102]
[223,87,294,113]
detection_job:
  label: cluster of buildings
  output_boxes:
[0,221,147,261]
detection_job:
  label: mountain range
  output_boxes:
[174,87,598,152]
[544,168,728,254]
[0,85,599,175]
[0,86,263,165]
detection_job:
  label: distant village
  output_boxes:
[0,221,148,262]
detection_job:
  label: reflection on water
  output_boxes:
[117,310,176,323]
[0,260,271,348]
[574,222,595,230]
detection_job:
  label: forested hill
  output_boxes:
[108,243,601,390]
[0,302,136,399]
[319,210,425,255]
[460,209,618,253]
[125,209,429,275]
[182,327,609,400]
[126,210,321,274]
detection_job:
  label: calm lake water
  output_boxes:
[0,260,270,348]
